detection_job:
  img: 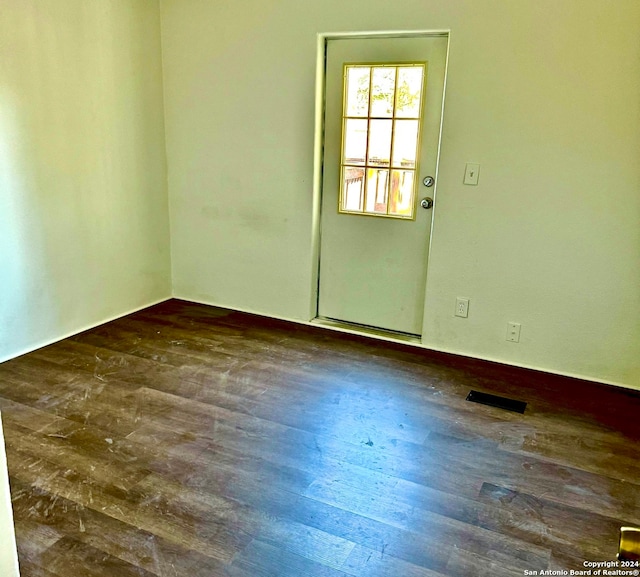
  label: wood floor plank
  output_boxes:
[226,538,353,577]
[228,480,483,574]
[12,559,60,577]
[444,548,531,577]
[38,537,157,577]
[9,477,229,577]
[0,298,637,576]
[3,418,152,494]
[6,443,249,564]
[0,357,144,438]
[342,543,450,577]
[303,476,550,569]
[477,483,622,561]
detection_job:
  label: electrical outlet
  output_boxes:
[455,298,469,318]
[506,322,521,343]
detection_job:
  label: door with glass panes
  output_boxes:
[318,35,448,335]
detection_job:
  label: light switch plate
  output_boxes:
[464,163,480,185]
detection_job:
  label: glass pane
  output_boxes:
[342,166,365,212]
[392,120,419,169]
[396,66,424,118]
[370,67,396,118]
[339,62,424,219]
[343,118,367,165]
[365,168,389,214]
[389,170,415,217]
[367,119,392,167]
[345,66,371,117]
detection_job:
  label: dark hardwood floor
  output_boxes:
[0,299,638,576]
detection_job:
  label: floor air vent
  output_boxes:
[466,390,527,414]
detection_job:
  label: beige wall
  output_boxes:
[161,0,640,389]
[0,415,18,577]
[1,0,638,388]
[0,0,171,363]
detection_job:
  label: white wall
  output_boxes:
[161,0,640,389]
[0,0,171,363]
[0,415,19,577]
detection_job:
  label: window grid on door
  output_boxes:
[339,62,426,219]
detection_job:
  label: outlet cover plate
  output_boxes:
[506,322,521,342]
[455,298,469,318]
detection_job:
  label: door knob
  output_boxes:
[422,176,435,187]
[420,197,434,210]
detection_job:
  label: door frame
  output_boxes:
[310,30,451,341]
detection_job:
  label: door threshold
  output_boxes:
[312,316,422,344]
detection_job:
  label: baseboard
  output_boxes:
[419,344,639,393]
[170,294,639,393]
[0,296,172,365]
[4,291,634,393]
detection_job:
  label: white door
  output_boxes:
[318,35,448,336]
